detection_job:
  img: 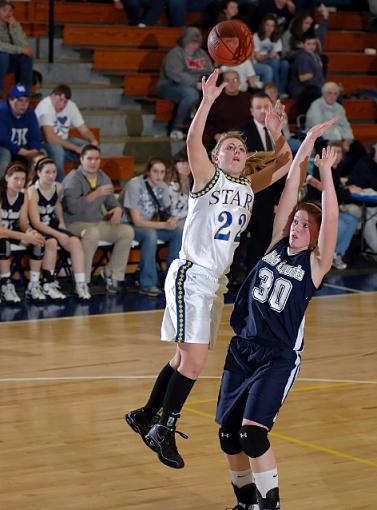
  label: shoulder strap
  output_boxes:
[144,177,163,211]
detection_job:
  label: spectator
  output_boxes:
[113,0,164,26]
[228,91,286,284]
[121,158,183,296]
[0,0,33,97]
[305,81,367,176]
[216,0,239,22]
[281,5,328,73]
[203,70,251,148]
[165,148,192,226]
[35,84,99,183]
[288,32,324,115]
[0,162,46,303]
[156,26,214,141]
[27,157,91,300]
[253,14,290,97]
[347,145,377,256]
[253,0,295,32]
[0,83,41,178]
[306,141,360,270]
[62,144,134,293]
[221,59,264,93]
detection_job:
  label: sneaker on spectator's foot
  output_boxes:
[0,281,21,303]
[26,281,46,301]
[75,282,91,300]
[145,423,187,469]
[100,269,119,294]
[332,253,347,270]
[124,408,158,446]
[170,130,186,141]
[139,286,162,297]
[43,281,67,300]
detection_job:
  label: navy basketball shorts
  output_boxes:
[216,336,302,430]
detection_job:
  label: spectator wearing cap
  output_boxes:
[35,84,99,182]
[0,0,33,97]
[156,26,214,141]
[0,83,41,177]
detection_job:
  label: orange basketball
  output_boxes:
[207,20,253,66]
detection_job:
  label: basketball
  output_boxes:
[207,20,253,66]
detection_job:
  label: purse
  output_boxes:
[144,178,171,221]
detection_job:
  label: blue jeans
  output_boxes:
[42,137,86,182]
[336,211,359,256]
[263,58,290,94]
[157,82,200,130]
[253,62,273,85]
[120,0,164,25]
[0,147,12,178]
[0,52,33,92]
[133,225,183,288]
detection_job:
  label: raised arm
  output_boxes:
[310,146,339,286]
[270,117,338,248]
[249,102,292,193]
[186,69,227,191]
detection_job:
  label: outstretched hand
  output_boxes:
[201,69,227,104]
[314,146,338,171]
[306,116,339,141]
[265,101,285,139]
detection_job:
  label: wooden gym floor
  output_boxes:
[1,273,377,510]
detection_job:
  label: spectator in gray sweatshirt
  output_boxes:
[62,144,134,293]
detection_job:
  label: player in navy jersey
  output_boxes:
[0,162,55,303]
[216,120,339,510]
[125,68,293,469]
[27,157,91,300]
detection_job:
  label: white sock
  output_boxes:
[0,272,10,280]
[230,469,254,489]
[254,468,278,498]
[30,271,40,283]
[74,272,85,283]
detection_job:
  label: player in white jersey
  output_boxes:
[125,69,292,469]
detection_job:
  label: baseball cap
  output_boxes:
[9,83,30,99]
[0,0,15,8]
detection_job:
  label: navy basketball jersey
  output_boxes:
[230,237,317,352]
[1,190,25,230]
[35,180,59,228]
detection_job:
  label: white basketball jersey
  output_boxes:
[179,168,254,278]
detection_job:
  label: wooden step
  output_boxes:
[69,127,100,141]
[351,124,377,144]
[327,52,377,73]
[123,73,159,96]
[64,25,182,49]
[324,32,377,52]
[93,48,165,72]
[328,74,377,94]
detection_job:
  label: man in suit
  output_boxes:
[229,91,286,286]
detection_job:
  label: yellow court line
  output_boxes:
[183,405,377,469]
[271,431,377,469]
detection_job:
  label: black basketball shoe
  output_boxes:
[124,408,158,447]
[144,423,188,469]
[257,487,280,509]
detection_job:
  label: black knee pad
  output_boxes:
[239,425,270,459]
[0,238,11,259]
[30,244,44,260]
[218,426,243,455]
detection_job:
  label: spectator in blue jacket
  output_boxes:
[0,83,41,177]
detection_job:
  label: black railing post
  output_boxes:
[48,0,55,64]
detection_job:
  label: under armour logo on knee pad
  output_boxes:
[240,432,248,438]
[221,432,230,438]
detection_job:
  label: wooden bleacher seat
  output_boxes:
[123,73,159,97]
[324,32,377,52]
[64,25,182,49]
[93,48,165,73]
